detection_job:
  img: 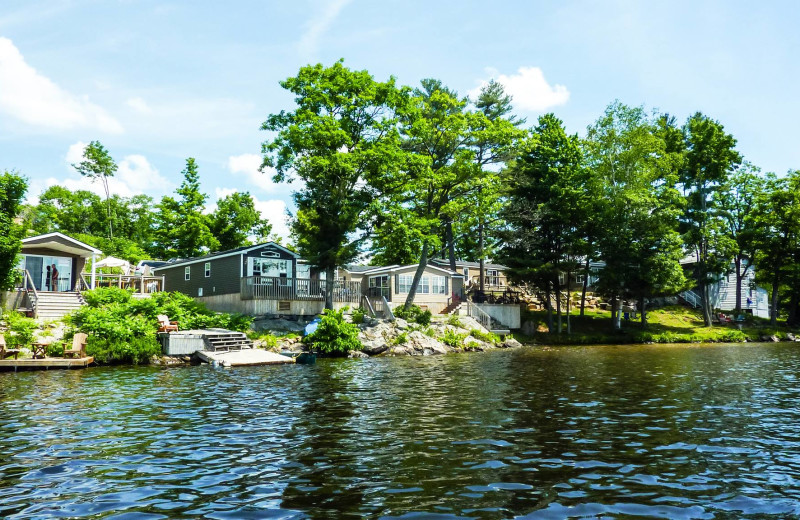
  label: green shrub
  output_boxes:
[305,309,362,355]
[442,329,466,348]
[394,304,432,326]
[46,341,65,357]
[446,314,463,328]
[422,326,436,338]
[82,287,133,307]
[4,312,37,349]
[88,336,161,365]
[351,307,366,324]
[469,328,500,344]
[393,332,408,345]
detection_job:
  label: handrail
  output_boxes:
[465,301,494,331]
[77,273,90,292]
[21,269,39,318]
[680,290,702,308]
[361,295,376,317]
[381,296,395,321]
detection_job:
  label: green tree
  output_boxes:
[262,61,410,309]
[497,114,585,334]
[210,191,273,251]
[72,141,117,239]
[678,113,741,325]
[0,171,28,293]
[154,158,217,258]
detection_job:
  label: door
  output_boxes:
[25,256,44,291]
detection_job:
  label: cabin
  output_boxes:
[679,255,769,318]
[153,242,361,316]
[342,264,463,314]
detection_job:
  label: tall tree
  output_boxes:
[678,113,741,325]
[210,191,273,251]
[497,114,585,334]
[0,171,28,294]
[154,158,217,258]
[262,61,410,309]
[72,141,117,239]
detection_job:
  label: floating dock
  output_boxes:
[0,356,94,372]
[196,348,294,367]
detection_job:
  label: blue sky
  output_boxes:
[1,0,799,238]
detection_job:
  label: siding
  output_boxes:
[160,254,243,297]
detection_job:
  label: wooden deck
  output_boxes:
[196,348,294,367]
[0,356,94,371]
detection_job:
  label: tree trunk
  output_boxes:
[478,220,485,296]
[405,241,429,309]
[446,219,456,272]
[324,266,335,310]
[770,277,780,327]
[545,286,553,334]
[787,289,799,327]
[104,177,113,240]
[580,256,590,316]
[700,282,713,326]
[734,256,742,314]
[640,295,647,328]
[555,280,562,335]
[610,295,617,330]
[613,298,622,330]
[566,284,571,335]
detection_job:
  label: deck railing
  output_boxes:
[88,273,165,293]
[241,276,361,303]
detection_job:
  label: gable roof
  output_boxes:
[153,242,298,271]
[22,232,102,256]
[429,259,508,270]
[346,263,462,277]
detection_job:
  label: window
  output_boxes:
[432,275,447,295]
[419,276,430,294]
[576,274,585,284]
[487,269,500,286]
[398,274,413,293]
[185,266,190,281]
[198,287,203,297]
[205,262,211,278]
[278,301,291,312]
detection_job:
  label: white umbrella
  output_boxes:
[94,256,131,271]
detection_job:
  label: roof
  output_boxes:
[346,263,462,277]
[22,232,102,257]
[153,242,298,271]
[429,259,508,270]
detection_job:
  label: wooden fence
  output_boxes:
[241,276,361,303]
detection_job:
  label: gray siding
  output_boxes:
[160,254,243,297]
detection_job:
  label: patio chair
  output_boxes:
[64,333,88,358]
[0,334,20,360]
[157,315,179,333]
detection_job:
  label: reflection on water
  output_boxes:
[2,343,800,519]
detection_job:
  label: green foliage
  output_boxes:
[72,141,117,239]
[46,341,65,357]
[446,314,463,328]
[304,308,362,355]
[70,287,252,364]
[393,304,432,325]
[441,329,467,348]
[0,171,27,291]
[393,332,408,345]
[210,191,273,251]
[3,312,37,349]
[469,328,500,344]
[351,307,366,324]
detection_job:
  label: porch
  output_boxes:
[240,276,361,304]
[89,273,166,294]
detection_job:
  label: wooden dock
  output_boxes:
[0,356,94,372]
[196,348,294,367]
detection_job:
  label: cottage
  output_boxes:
[153,242,361,316]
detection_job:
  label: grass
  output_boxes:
[517,306,799,345]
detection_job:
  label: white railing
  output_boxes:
[361,295,376,317]
[241,276,361,303]
[680,290,703,308]
[465,301,494,331]
[19,269,39,317]
[382,296,395,321]
[89,273,165,293]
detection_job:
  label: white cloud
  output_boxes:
[125,97,152,114]
[470,66,570,112]
[0,37,123,133]
[226,153,280,192]
[298,0,352,57]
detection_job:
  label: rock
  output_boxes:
[394,318,410,330]
[787,333,796,342]
[463,340,484,352]
[348,350,369,358]
[361,340,389,356]
[521,320,537,336]
[406,331,448,355]
[501,337,522,349]
[761,335,780,342]
[251,318,306,333]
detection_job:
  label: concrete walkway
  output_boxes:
[196,347,294,367]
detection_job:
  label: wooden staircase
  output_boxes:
[202,331,253,352]
[440,301,463,314]
[34,292,86,320]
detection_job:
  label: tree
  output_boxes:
[749,171,800,326]
[0,171,28,293]
[210,191,273,251]
[262,61,410,309]
[586,103,687,329]
[678,113,742,326]
[72,141,117,239]
[497,114,585,334]
[715,162,763,314]
[154,158,217,258]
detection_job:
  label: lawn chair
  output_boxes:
[64,333,88,358]
[0,334,20,360]
[718,313,732,324]
[157,315,179,333]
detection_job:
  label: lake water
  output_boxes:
[2,343,800,519]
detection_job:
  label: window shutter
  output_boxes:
[445,276,449,295]
[395,274,399,294]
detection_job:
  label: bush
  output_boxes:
[446,314,463,328]
[4,312,37,349]
[393,332,408,345]
[394,304,432,326]
[442,329,466,348]
[304,308,362,355]
[351,307,366,324]
[469,328,500,344]
[46,341,65,357]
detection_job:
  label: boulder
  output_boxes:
[348,350,369,358]
[521,320,537,336]
[406,331,449,355]
[787,333,796,342]
[394,318,410,330]
[501,337,523,349]
[361,340,389,356]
